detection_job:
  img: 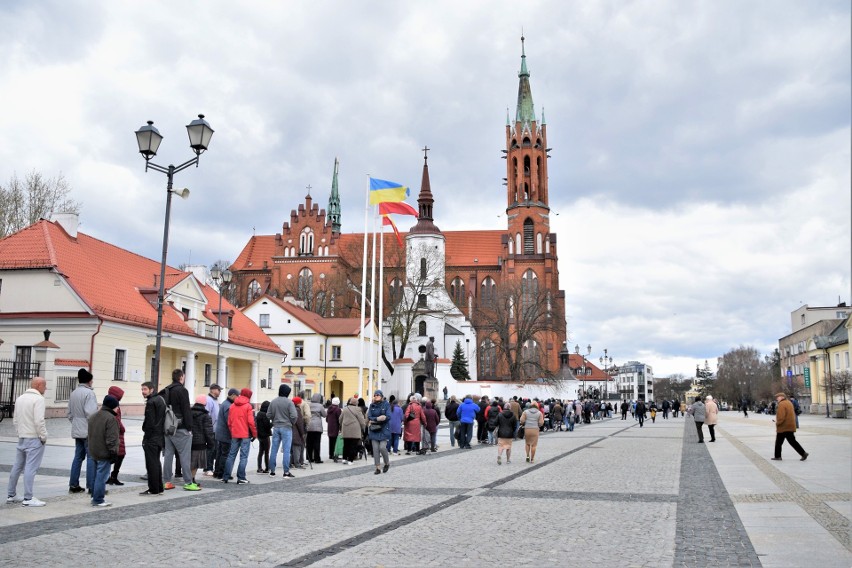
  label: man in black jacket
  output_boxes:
[159,369,193,491]
[445,396,460,447]
[88,395,120,507]
[140,381,165,496]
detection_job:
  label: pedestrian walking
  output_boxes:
[255,400,272,473]
[213,389,238,479]
[551,401,564,432]
[160,369,194,491]
[222,388,256,484]
[367,390,391,474]
[339,397,366,464]
[105,386,126,486]
[496,403,518,465]
[6,377,48,507]
[705,396,718,442]
[423,400,440,452]
[87,395,120,507]
[635,399,646,428]
[689,397,706,443]
[520,403,545,463]
[67,368,96,494]
[267,384,297,478]
[139,381,165,496]
[771,393,808,461]
[661,399,670,419]
[306,393,327,464]
[189,395,214,489]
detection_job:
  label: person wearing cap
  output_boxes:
[188,395,215,489]
[6,377,48,507]
[366,390,391,474]
[771,392,808,461]
[213,388,239,479]
[67,368,97,494]
[106,386,126,486]
[705,395,719,442]
[267,384,298,478]
[87,395,120,507]
[203,384,221,476]
[160,369,194,491]
[222,388,257,484]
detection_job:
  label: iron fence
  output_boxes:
[0,359,42,415]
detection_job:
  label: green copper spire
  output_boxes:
[327,157,341,233]
[515,35,536,127]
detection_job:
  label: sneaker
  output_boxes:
[770,457,782,461]
[256,469,263,474]
[69,486,85,494]
[93,501,112,507]
[203,471,214,477]
[163,482,176,490]
[497,456,502,465]
[269,471,276,477]
[236,479,250,485]
[526,456,530,462]
[22,497,46,507]
[506,459,511,464]
[283,472,295,478]
[800,453,809,461]
[183,483,201,491]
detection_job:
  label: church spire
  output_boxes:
[515,35,536,127]
[409,146,441,235]
[327,157,341,234]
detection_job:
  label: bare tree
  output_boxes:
[472,278,562,385]
[715,346,775,405]
[0,171,80,237]
[654,375,692,401]
[826,370,852,418]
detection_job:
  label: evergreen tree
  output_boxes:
[450,340,471,381]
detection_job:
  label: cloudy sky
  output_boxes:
[1,1,849,377]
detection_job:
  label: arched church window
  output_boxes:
[297,268,313,305]
[524,156,531,176]
[418,321,427,336]
[522,137,531,147]
[299,228,314,255]
[508,239,514,255]
[420,257,427,280]
[389,278,403,306]
[450,277,465,305]
[479,339,496,378]
[521,269,538,312]
[480,277,496,306]
[522,182,529,201]
[523,219,534,254]
[247,280,261,305]
[536,232,542,254]
[545,236,550,254]
[522,339,539,380]
[515,233,522,255]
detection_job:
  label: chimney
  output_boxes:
[51,212,79,238]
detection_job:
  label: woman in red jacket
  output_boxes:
[402,396,426,455]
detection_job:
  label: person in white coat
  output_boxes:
[6,377,48,506]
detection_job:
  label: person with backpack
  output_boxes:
[485,400,502,444]
[159,369,193,491]
[496,402,518,465]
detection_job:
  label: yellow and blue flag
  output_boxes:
[369,178,409,204]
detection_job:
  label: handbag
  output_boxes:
[516,426,525,439]
[333,435,344,457]
[369,422,383,432]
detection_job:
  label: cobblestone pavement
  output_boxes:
[0,412,849,567]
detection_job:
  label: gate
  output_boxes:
[0,359,42,415]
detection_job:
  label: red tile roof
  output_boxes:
[232,230,505,271]
[250,294,367,336]
[0,220,282,354]
[567,354,610,381]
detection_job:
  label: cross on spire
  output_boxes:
[422,145,430,164]
[306,184,312,195]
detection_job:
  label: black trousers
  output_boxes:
[142,441,163,494]
[306,431,323,462]
[110,454,125,478]
[256,436,270,470]
[708,424,716,441]
[328,435,338,459]
[695,421,704,442]
[775,431,806,458]
[213,441,230,477]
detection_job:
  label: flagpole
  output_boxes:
[377,220,386,393]
[367,209,379,399]
[358,175,370,398]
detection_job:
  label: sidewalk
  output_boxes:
[0,412,849,567]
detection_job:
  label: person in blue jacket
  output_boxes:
[367,390,391,474]
[456,397,480,449]
[386,397,404,455]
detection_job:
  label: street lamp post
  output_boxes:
[211,266,232,390]
[600,348,612,400]
[135,115,214,392]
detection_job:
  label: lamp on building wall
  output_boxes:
[135,114,214,392]
[211,266,232,386]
